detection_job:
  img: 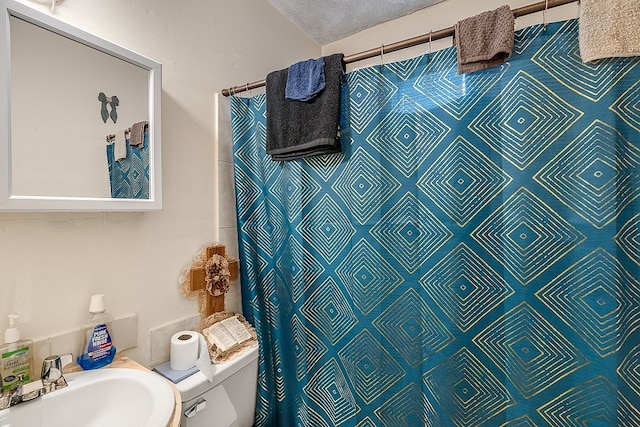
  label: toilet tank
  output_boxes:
[176,346,259,427]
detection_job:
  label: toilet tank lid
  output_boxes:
[175,345,258,400]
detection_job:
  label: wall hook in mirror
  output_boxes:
[98,92,119,123]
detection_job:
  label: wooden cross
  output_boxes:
[184,244,239,317]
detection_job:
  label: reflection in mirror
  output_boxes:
[0,0,162,211]
[11,16,149,198]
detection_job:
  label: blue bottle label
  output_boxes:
[87,324,113,362]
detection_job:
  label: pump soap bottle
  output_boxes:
[77,294,116,370]
[0,314,34,392]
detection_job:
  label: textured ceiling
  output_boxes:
[266,0,447,45]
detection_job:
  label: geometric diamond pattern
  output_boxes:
[366,94,450,177]
[259,269,291,330]
[386,55,425,81]
[303,358,359,426]
[345,67,398,134]
[616,213,640,266]
[296,194,356,264]
[300,277,358,345]
[414,46,508,120]
[303,150,345,183]
[469,70,583,170]
[370,192,452,274]
[241,199,287,257]
[296,395,331,427]
[375,383,443,427]
[235,121,279,184]
[618,344,640,396]
[335,238,404,315]
[418,136,513,227]
[338,329,406,404]
[536,249,640,357]
[472,187,586,285]
[611,79,640,132]
[290,314,328,382]
[233,166,263,220]
[537,376,640,426]
[332,146,402,225]
[230,94,258,143]
[420,243,515,332]
[373,288,454,368]
[500,415,537,427]
[272,162,323,221]
[474,302,589,398]
[231,20,640,427]
[272,344,286,402]
[276,236,325,303]
[535,120,640,229]
[423,347,516,427]
[533,20,638,102]
[513,24,544,55]
[355,418,378,427]
[106,142,150,199]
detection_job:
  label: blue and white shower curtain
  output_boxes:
[231,20,640,426]
[105,131,150,199]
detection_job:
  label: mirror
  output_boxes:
[0,0,162,211]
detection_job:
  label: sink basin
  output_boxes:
[0,368,175,427]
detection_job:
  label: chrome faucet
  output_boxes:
[40,354,72,393]
[0,353,72,410]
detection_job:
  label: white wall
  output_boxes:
[323,0,579,69]
[0,0,319,366]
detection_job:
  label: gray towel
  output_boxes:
[266,53,344,161]
[456,5,514,74]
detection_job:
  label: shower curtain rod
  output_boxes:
[221,0,577,97]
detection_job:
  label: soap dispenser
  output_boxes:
[0,314,33,392]
[77,294,116,370]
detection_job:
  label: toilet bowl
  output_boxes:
[175,346,259,427]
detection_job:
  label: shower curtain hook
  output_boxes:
[429,30,433,56]
[543,0,549,30]
[245,83,250,97]
[380,44,385,69]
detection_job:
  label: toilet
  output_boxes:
[175,346,259,426]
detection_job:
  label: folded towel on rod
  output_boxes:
[285,57,326,101]
[455,5,514,74]
[129,121,147,148]
[114,129,127,161]
[266,53,344,161]
[579,0,640,63]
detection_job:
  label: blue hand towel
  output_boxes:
[285,57,326,102]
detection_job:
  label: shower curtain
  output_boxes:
[105,131,150,199]
[231,20,640,426]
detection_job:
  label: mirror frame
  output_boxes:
[0,0,162,211]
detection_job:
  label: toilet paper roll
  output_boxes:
[170,331,199,371]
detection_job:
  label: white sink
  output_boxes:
[0,368,175,427]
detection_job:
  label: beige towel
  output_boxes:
[579,0,640,63]
[114,130,127,161]
[456,5,514,74]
